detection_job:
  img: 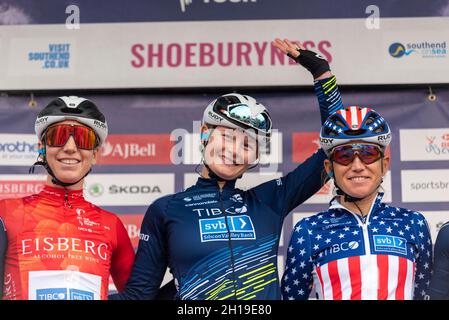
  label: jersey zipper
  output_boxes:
[219,185,238,300]
[64,189,72,209]
[347,202,375,255]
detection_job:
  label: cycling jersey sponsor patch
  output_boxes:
[28,270,101,300]
[35,288,94,300]
[199,215,256,242]
[373,235,407,255]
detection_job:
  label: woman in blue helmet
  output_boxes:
[282,106,433,300]
[110,39,345,300]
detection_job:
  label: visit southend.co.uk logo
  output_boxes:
[179,0,256,13]
[28,43,71,69]
[389,41,447,58]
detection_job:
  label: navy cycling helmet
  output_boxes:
[319,106,392,156]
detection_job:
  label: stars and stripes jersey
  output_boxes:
[281,193,433,300]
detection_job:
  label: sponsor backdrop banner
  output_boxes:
[0,88,448,282]
[0,0,449,89]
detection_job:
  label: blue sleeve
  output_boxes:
[429,222,449,300]
[109,198,169,300]
[411,212,433,300]
[0,217,6,300]
[251,149,326,217]
[281,219,313,300]
[250,75,343,217]
[314,75,344,124]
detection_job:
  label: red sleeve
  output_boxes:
[110,217,135,293]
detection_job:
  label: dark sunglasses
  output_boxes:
[44,124,98,150]
[331,144,383,166]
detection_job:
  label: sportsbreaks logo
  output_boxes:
[21,238,109,261]
[97,134,173,164]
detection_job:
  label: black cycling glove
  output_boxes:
[287,48,330,78]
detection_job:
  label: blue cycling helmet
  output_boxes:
[319,106,392,156]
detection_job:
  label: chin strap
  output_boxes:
[29,143,91,188]
[331,158,385,203]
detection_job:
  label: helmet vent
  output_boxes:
[60,107,82,114]
[373,125,385,134]
[345,129,367,136]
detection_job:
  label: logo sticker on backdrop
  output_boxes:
[84,174,174,206]
[401,169,449,203]
[389,41,447,58]
[28,43,71,69]
[400,129,449,161]
[97,134,174,165]
[0,134,38,166]
[118,214,145,248]
[0,175,46,200]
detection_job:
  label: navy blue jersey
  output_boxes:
[282,193,433,300]
[110,76,343,300]
[429,222,449,300]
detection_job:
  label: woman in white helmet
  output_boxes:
[111,39,345,300]
[0,96,135,300]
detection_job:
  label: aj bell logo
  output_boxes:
[101,141,156,159]
[180,0,257,13]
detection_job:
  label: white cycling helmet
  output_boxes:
[202,93,272,143]
[35,96,108,146]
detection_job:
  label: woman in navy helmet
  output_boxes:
[282,106,432,300]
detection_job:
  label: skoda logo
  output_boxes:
[89,183,104,197]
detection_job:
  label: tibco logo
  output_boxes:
[323,241,360,256]
[180,0,257,13]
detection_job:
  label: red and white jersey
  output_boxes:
[282,193,432,300]
[0,186,135,300]
[314,254,415,300]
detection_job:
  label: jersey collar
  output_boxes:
[195,177,237,190]
[40,185,85,202]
